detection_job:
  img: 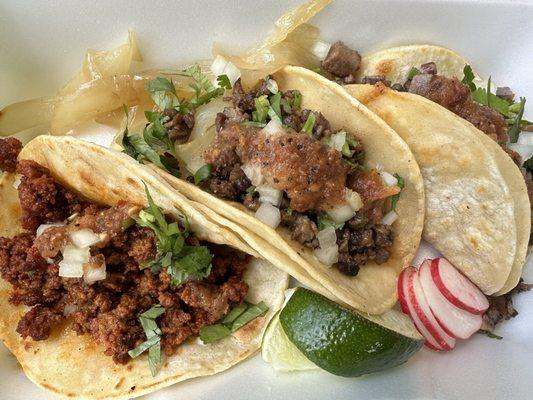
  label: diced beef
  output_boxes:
[163,109,195,144]
[408,74,509,145]
[0,137,22,172]
[496,86,515,101]
[321,41,362,79]
[290,214,319,248]
[361,75,391,86]
[419,62,437,75]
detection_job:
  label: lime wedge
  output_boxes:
[261,312,318,372]
[280,288,423,377]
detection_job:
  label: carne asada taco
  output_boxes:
[345,83,530,295]
[118,65,425,314]
[0,135,288,399]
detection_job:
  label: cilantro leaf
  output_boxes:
[136,185,213,287]
[216,74,232,90]
[199,301,269,344]
[317,215,344,231]
[147,77,176,95]
[127,305,165,376]
[267,92,282,123]
[509,97,526,143]
[194,164,212,184]
[253,95,270,124]
[390,173,405,210]
[472,87,510,116]
[302,112,316,134]
[461,64,477,92]
[407,67,420,80]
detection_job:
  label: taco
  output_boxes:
[0,135,288,399]
[118,65,425,314]
[344,83,530,295]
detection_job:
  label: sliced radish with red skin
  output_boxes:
[409,262,456,350]
[432,258,489,315]
[398,267,444,350]
[419,260,483,339]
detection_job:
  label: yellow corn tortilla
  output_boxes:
[151,65,425,314]
[355,44,472,84]
[345,84,529,295]
[0,136,289,399]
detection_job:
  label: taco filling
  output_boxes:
[0,138,267,375]
[186,78,402,277]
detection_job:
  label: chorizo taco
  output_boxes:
[0,135,288,399]
[117,65,425,314]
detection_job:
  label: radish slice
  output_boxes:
[398,267,443,350]
[409,263,456,350]
[419,260,482,339]
[432,258,489,315]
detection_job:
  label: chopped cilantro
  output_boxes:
[302,112,316,134]
[472,87,511,116]
[390,173,405,210]
[461,64,477,92]
[136,184,213,287]
[253,95,270,124]
[317,215,344,231]
[509,97,526,143]
[127,305,165,376]
[407,67,420,80]
[199,301,268,344]
[216,74,232,90]
[194,164,212,184]
[267,92,283,123]
[246,185,256,195]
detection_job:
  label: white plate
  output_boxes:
[1,1,532,399]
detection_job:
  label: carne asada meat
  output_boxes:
[322,41,362,83]
[200,78,398,276]
[0,158,249,365]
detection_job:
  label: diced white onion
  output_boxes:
[256,185,283,206]
[375,163,384,172]
[261,118,283,136]
[36,222,66,237]
[266,78,279,94]
[379,171,398,187]
[83,259,107,285]
[508,143,533,162]
[69,229,101,248]
[255,202,281,228]
[311,40,332,60]
[63,304,77,316]
[62,244,90,264]
[12,174,21,189]
[314,245,339,266]
[327,203,355,224]
[345,189,363,212]
[329,131,346,152]
[518,133,533,145]
[382,210,399,225]
[211,55,241,87]
[58,261,83,278]
[242,164,264,186]
[317,226,337,249]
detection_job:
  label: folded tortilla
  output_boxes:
[345,84,529,295]
[150,66,426,314]
[0,136,289,400]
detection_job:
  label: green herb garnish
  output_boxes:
[390,173,405,210]
[253,95,270,124]
[127,305,165,376]
[461,64,477,92]
[216,74,232,90]
[480,330,503,340]
[267,92,283,123]
[246,185,256,195]
[302,112,316,134]
[194,164,213,184]
[317,215,344,231]
[509,97,526,143]
[136,184,213,287]
[199,301,269,344]
[407,67,420,80]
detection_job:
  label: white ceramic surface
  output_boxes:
[1,1,532,399]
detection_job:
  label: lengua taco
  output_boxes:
[118,65,425,314]
[341,46,531,296]
[0,135,288,399]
